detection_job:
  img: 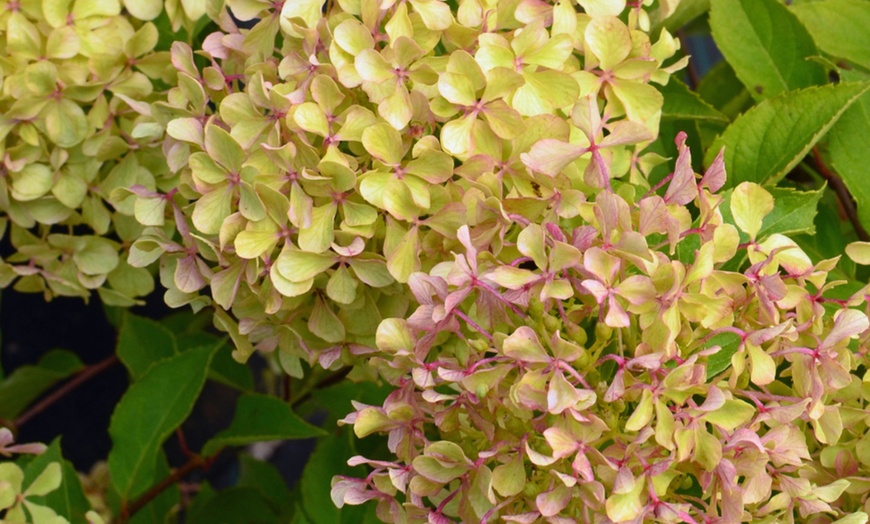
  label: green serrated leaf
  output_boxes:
[710,0,826,101]
[829,81,870,232]
[706,82,870,187]
[0,349,84,420]
[759,186,824,238]
[108,345,216,500]
[658,79,729,123]
[202,394,325,456]
[117,313,178,380]
[791,0,870,72]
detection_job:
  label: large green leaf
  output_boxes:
[22,439,91,524]
[719,186,824,243]
[658,79,728,123]
[791,0,870,72]
[202,394,325,455]
[108,345,216,500]
[828,76,870,232]
[710,0,826,101]
[0,349,84,420]
[759,186,824,238]
[117,313,177,380]
[705,82,870,187]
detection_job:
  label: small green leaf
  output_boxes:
[705,332,742,380]
[117,313,178,380]
[658,79,729,123]
[706,82,870,187]
[710,0,826,100]
[0,349,84,420]
[202,394,325,456]
[108,345,216,500]
[758,186,824,238]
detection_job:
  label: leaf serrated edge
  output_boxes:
[705,82,870,185]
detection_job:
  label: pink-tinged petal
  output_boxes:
[521,139,588,177]
[572,452,594,482]
[599,120,654,148]
[525,441,558,466]
[547,370,580,414]
[605,295,630,328]
[697,386,726,412]
[543,427,580,458]
[536,484,572,517]
[603,368,624,402]
[664,131,698,205]
[580,279,608,303]
[503,326,551,363]
[583,246,621,283]
[616,275,656,306]
[638,196,669,235]
[502,513,539,524]
[701,147,726,192]
[822,308,869,349]
[583,149,609,188]
[488,266,541,290]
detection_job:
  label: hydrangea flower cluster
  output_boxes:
[0,0,210,304]
[129,0,870,521]
[3,0,870,522]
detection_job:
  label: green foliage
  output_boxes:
[107,345,215,499]
[0,349,83,420]
[2,0,870,523]
[706,82,870,187]
[201,394,325,455]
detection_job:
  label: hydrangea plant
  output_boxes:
[2,0,870,523]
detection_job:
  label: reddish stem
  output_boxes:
[118,449,222,523]
[14,354,119,428]
[812,147,870,241]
